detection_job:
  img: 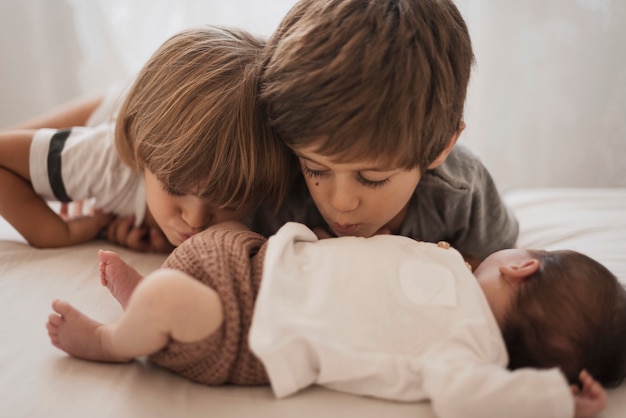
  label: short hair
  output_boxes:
[116,26,296,211]
[260,0,473,172]
[502,250,626,387]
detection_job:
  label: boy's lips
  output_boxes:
[332,223,358,235]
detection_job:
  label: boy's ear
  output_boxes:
[500,259,541,284]
[427,121,466,170]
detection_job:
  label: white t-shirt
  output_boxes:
[29,80,146,225]
[249,222,573,418]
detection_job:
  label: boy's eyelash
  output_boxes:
[357,175,389,189]
[302,166,327,178]
[303,166,389,189]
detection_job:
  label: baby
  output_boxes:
[47,222,626,418]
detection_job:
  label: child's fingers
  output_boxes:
[59,202,69,219]
[71,200,84,217]
[148,227,174,253]
[124,227,151,252]
[106,216,134,245]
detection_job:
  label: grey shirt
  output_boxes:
[245,144,518,261]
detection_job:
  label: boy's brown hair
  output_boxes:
[116,26,296,211]
[503,250,626,387]
[260,0,473,172]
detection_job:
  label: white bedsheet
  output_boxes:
[1,188,625,418]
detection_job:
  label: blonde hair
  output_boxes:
[116,26,296,211]
[260,0,473,172]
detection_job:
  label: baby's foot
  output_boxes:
[98,250,143,309]
[46,299,130,362]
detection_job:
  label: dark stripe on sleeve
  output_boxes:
[47,129,73,202]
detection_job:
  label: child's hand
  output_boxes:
[65,210,113,243]
[572,370,607,418]
[105,217,174,253]
[59,200,86,220]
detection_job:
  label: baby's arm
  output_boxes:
[423,360,578,418]
[0,130,112,247]
[572,370,607,418]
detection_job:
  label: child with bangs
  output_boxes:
[0,26,296,252]
[246,0,518,269]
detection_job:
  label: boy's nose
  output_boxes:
[329,181,359,213]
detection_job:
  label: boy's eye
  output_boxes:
[357,174,390,189]
[303,164,390,189]
[302,165,328,178]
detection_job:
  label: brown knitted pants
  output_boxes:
[148,225,269,385]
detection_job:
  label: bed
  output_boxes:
[1,188,625,417]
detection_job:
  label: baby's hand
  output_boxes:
[572,370,607,418]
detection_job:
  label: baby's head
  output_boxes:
[116,26,297,245]
[260,0,473,173]
[477,249,626,387]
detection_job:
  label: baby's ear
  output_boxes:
[427,121,466,169]
[500,259,540,284]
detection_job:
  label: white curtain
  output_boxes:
[1,0,624,188]
[65,0,299,94]
[0,0,82,127]
[461,0,626,189]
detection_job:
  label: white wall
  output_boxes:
[0,0,82,128]
[1,0,624,188]
[462,0,626,189]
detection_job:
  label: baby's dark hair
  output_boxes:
[502,250,626,387]
[260,0,473,172]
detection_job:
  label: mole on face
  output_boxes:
[315,182,319,186]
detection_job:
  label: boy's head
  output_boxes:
[477,249,626,387]
[260,0,473,172]
[116,26,296,219]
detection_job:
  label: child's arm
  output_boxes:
[571,370,607,418]
[0,130,112,247]
[3,95,103,130]
[0,167,112,247]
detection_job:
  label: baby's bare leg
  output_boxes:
[47,268,224,362]
[99,250,143,309]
